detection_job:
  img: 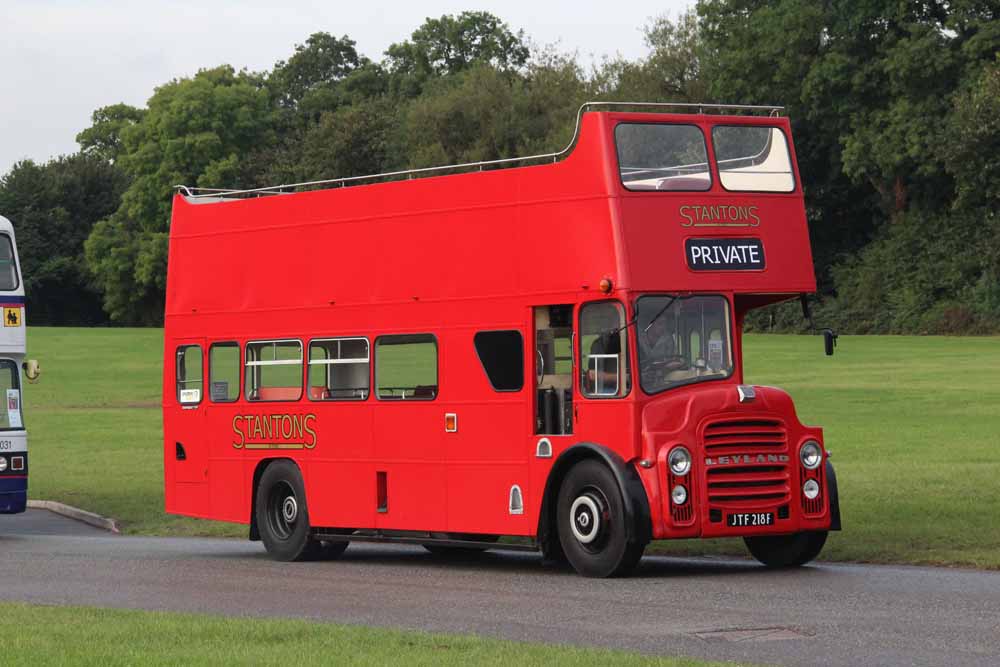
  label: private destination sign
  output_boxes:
[685,238,766,271]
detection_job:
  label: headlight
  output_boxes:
[671,484,688,505]
[0,457,7,472]
[668,446,691,476]
[803,479,820,499]
[800,440,822,470]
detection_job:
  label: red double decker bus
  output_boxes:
[164,102,841,577]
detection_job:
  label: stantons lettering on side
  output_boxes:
[232,413,318,449]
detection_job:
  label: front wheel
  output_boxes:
[744,531,828,568]
[256,460,323,561]
[556,460,645,577]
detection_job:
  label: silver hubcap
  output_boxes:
[570,495,601,544]
[282,496,298,523]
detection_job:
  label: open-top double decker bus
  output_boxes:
[0,216,30,515]
[164,102,841,577]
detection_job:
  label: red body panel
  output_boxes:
[163,111,832,543]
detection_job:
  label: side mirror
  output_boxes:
[22,359,40,383]
[822,329,838,356]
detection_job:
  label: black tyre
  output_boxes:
[556,459,645,578]
[256,460,322,562]
[317,540,350,560]
[744,531,828,568]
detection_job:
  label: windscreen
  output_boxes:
[0,235,18,290]
[635,295,733,394]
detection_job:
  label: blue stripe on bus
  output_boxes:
[0,296,25,305]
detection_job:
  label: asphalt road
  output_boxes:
[2,509,998,666]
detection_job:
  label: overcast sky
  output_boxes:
[1,0,693,175]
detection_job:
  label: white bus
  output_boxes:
[0,216,31,514]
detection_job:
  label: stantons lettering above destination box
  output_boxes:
[685,238,766,272]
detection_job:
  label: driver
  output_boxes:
[637,312,685,383]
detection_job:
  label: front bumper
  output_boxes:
[0,476,27,514]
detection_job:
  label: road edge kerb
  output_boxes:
[27,500,121,534]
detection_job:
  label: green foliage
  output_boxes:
[699,0,1000,331]
[270,32,366,112]
[597,9,707,103]
[386,11,530,98]
[84,66,276,324]
[75,103,146,164]
[0,155,127,324]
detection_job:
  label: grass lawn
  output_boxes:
[21,328,1000,567]
[0,602,730,666]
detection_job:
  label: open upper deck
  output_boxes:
[168,103,815,321]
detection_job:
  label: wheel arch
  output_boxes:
[248,457,297,541]
[537,442,652,558]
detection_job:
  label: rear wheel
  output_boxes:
[556,460,645,577]
[744,531,828,568]
[256,461,324,561]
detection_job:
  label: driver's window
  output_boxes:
[580,301,630,398]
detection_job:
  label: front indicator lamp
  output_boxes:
[668,446,692,476]
[671,484,688,506]
[800,440,823,470]
[803,479,820,500]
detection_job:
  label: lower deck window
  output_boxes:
[309,338,370,400]
[246,340,303,402]
[176,345,203,405]
[375,334,437,400]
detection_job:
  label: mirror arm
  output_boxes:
[800,293,838,356]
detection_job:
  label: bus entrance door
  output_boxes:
[171,339,207,488]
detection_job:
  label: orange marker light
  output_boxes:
[445,413,458,432]
[599,278,613,293]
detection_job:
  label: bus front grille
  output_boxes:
[703,418,791,507]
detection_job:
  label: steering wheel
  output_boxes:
[640,357,688,388]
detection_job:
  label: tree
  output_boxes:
[76,104,146,164]
[270,33,375,120]
[0,155,128,324]
[84,66,276,324]
[596,9,707,103]
[385,12,530,98]
[699,0,1000,332]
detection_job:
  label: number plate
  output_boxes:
[726,512,774,528]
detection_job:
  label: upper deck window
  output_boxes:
[712,126,795,192]
[615,124,711,192]
[0,235,19,290]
